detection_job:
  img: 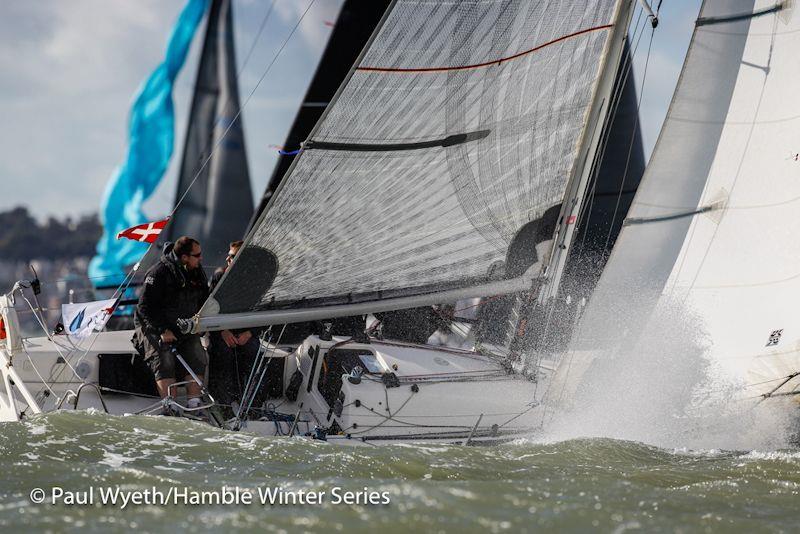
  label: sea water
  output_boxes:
[0,410,798,533]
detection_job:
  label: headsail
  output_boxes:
[157,0,254,264]
[199,0,633,330]
[565,0,800,399]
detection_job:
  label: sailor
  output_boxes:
[133,236,209,411]
[375,306,451,344]
[207,240,279,413]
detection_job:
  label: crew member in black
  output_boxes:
[133,236,209,408]
[207,240,280,412]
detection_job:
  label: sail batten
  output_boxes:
[695,3,785,26]
[305,129,491,152]
[204,0,625,321]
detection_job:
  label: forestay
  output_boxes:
[204,0,624,320]
[565,0,800,399]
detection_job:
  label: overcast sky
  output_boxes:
[0,0,702,221]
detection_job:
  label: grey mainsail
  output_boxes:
[478,40,646,348]
[160,0,253,264]
[197,0,634,331]
[249,0,393,229]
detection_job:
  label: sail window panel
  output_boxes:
[221,0,618,311]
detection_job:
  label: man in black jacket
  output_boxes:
[207,240,281,413]
[134,236,209,408]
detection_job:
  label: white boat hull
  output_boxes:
[0,330,545,445]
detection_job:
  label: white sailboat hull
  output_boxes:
[0,331,544,445]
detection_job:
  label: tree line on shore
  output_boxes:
[0,206,101,261]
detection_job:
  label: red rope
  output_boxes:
[357,24,613,74]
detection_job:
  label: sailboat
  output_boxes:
[154,0,254,265]
[0,0,675,443]
[180,0,641,442]
[548,0,800,427]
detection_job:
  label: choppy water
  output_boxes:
[1,412,798,533]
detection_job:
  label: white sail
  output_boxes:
[201,0,631,325]
[562,0,800,401]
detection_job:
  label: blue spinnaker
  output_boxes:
[89,0,207,287]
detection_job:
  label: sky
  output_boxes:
[0,0,703,221]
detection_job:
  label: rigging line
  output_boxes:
[602,19,655,253]
[356,24,614,73]
[747,372,800,389]
[31,296,134,410]
[235,0,277,78]
[171,0,317,218]
[17,291,79,381]
[37,268,138,392]
[759,371,800,400]
[496,402,539,430]
[236,327,273,420]
[344,411,521,420]
[668,111,800,126]
[453,295,502,314]
[344,394,454,435]
[240,325,286,419]
[372,338,487,359]
[686,269,800,289]
[20,345,58,402]
[696,25,800,37]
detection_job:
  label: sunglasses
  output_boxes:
[189,252,202,258]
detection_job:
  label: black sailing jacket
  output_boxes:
[134,242,209,338]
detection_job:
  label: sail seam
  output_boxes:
[356,24,613,73]
[678,269,800,290]
[695,3,784,27]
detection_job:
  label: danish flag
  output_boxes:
[116,217,169,243]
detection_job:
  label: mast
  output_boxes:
[499,0,637,359]
[536,0,636,306]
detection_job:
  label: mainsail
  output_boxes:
[197,0,635,331]
[564,0,800,399]
[250,0,393,228]
[158,0,253,264]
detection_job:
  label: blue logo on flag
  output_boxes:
[69,308,86,333]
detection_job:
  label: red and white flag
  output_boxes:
[116,217,169,243]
